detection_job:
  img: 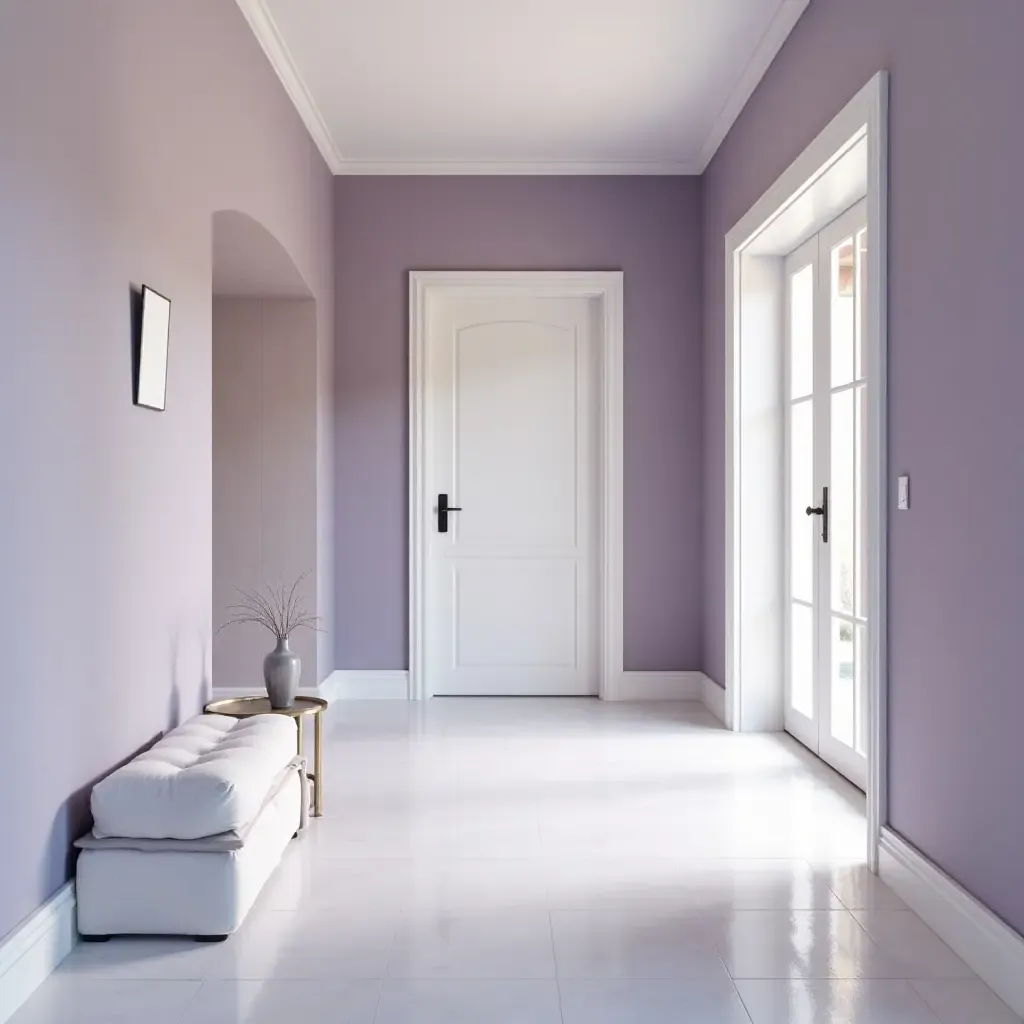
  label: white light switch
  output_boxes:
[897,475,910,510]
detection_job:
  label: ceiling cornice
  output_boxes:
[334,160,701,176]
[695,0,811,172]
[236,0,345,173]
[237,0,810,178]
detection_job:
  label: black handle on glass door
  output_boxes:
[437,493,462,534]
[805,485,829,544]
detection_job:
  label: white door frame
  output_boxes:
[409,270,624,702]
[724,72,888,867]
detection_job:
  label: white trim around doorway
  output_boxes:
[723,72,888,867]
[408,271,624,702]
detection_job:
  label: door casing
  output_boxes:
[409,271,624,701]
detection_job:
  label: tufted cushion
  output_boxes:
[91,714,298,840]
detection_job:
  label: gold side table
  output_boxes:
[204,695,327,816]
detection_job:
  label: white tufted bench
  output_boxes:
[74,714,307,941]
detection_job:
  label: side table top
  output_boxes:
[205,695,327,718]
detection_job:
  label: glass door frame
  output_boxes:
[783,233,819,758]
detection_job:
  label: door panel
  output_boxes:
[785,201,868,788]
[454,320,578,549]
[427,295,598,696]
[454,561,577,668]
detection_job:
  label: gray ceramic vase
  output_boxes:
[264,637,301,709]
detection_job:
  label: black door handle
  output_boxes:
[437,493,462,533]
[805,485,828,543]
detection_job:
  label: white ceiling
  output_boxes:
[238,0,810,175]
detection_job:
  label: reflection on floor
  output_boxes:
[12,699,1019,1023]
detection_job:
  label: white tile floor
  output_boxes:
[13,699,1020,1023]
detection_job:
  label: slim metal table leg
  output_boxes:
[313,709,323,816]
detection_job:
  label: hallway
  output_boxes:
[13,700,1016,1023]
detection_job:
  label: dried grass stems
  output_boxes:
[220,570,323,642]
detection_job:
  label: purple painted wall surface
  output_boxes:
[0,0,333,940]
[703,0,1024,931]
[334,177,703,672]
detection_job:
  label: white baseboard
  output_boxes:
[609,671,704,702]
[319,670,410,701]
[878,827,1024,1017]
[701,674,727,724]
[214,671,717,705]
[211,672,411,703]
[0,882,77,1024]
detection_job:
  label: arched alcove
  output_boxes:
[213,210,313,299]
[211,210,320,691]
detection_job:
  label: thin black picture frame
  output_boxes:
[133,284,171,411]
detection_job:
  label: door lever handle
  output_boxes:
[437,493,462,534]
[805,485,828,543]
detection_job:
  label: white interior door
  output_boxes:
[785,200,869,788]
[425,293,598,696]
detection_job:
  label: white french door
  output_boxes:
[784,200,869,789]
[424,292,599,696]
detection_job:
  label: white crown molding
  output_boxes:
[879,828,1024,1018]
[336,159,700,176]
[235,0,345,173]
[695,0,812,172]
[0,882,77,1024]
[237,0,809,178]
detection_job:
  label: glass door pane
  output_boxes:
[831,616,855,748]
[790,264,814,399]
[791,399,814,605]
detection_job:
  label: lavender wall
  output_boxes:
[703,0,1024,932]
[0,0,333,940]
[334,177,703,672]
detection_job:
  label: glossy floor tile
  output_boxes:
[849,910,975,979]
[712,908,928,980]
[812,863,908,912]
[8,978,201,1024]
[550,907,731,979]
[545,857,843,912]
[204,909,396,980]
[734,978,943,1023]
[910,978,1023,1024]
[56,938,220,981]
[374,979,562,1024]
[178,979,382,1024]
[10,699,1020,1023]
[387,910,556,978]
[558,977,752,1023]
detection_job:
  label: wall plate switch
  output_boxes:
[897,475,910,510]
